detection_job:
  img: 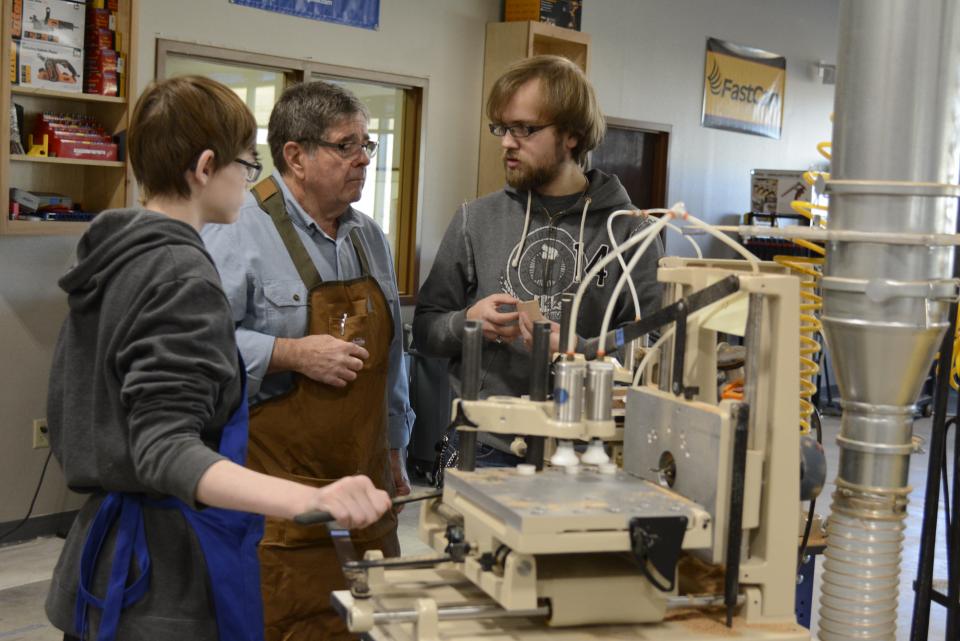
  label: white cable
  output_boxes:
[606,209,643,316]
[510,191,534,269]
[666,221,703,258]
[574,197,592,283]
[565,206,683,353]
[597,215,672,355]
[565,203,759,354]
[605,211,702,334]
[633,325,675,387]
[685,212,760,271]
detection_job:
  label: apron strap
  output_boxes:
[75,494,152,641]
[252,177,324,291]
[252,178,374,287]
[348,227,372,278]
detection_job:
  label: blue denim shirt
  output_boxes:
[201,171,414,449]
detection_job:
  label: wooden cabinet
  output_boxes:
[0,0,138,236]
[476,21,590,198]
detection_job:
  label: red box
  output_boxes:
[85,48,117,73]
[87,0,119,10]
[85,8,115,31]
[50,137,117,161]
[85,27,113,50]
[85,69,117,95]
[12,0,23,37]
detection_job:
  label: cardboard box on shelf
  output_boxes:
[21,0,86,49]
[85,7,115,31]
[12,0,24,38]
[85,69,117,96]
[85,26,114,50]
[85,47,117,74]
[9,41,18,84]
[88,0,119,10]
[33,112,118,160]
[18,39,83,93]
[51,137,118,161]
[504,0,582,31]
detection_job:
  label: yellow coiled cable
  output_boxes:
[773,159,831,434]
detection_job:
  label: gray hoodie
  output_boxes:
[413,169,662,414]
[45,209,242,640]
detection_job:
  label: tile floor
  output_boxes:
[0,414,951,640]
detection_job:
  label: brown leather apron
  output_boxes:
[246,177,399,641]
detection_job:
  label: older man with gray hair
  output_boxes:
[202,80,414,641]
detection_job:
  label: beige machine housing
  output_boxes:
[333,258,808,641]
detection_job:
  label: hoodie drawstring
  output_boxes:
[573,197,593,283]
[511,191,534,269]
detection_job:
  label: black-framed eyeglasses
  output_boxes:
[488,123,554,138]
[308,139,379,159]
[234,157,263,183]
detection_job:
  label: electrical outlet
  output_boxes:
[32,418,49,449]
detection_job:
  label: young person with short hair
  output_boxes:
[45,75,391,641]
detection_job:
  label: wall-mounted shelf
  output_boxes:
[11,86,127,105]
[3,218,90,236]
[1,0,139,236]
[11,155,126,168]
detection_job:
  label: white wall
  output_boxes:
[1,0,839,523]
[136,0,500,281]
[0,237,80,523]
[0,0,499,524]
[585,0,839,256]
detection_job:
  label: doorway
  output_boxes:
[590,117,670,210]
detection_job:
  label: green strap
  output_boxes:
[252,177,373,288]
[252,177,323,290]
[348,228,372,278]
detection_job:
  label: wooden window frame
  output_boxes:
[156,39,426,303]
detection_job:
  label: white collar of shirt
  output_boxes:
[271,169,359,243]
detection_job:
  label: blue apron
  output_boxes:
[74,363,265,641]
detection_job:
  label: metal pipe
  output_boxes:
[526,320,552,470]
[554,360,585,423]
[666,594,745,610]
[461,320,483,401]
[913,224,960,641]
[370,604,550,624]
[558,293,575,355]
[819,2,960,639]
[724,403,749,628]
[530,321,552,401]
[457,430,477,472]
[948,418,960,639]
[585,361,614,422]
[743,293,763,449]
[458,321,483,471]
[365,595,746,627]
[621,337,640,372]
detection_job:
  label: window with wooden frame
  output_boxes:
[156,40,425,303]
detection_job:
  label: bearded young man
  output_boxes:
[412,55,663,464]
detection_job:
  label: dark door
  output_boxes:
[590,120,670,210]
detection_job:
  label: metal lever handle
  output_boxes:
[293,490,442,525]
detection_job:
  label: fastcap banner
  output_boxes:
[702,38,786,139]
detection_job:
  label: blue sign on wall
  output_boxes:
[229,0,380,31]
